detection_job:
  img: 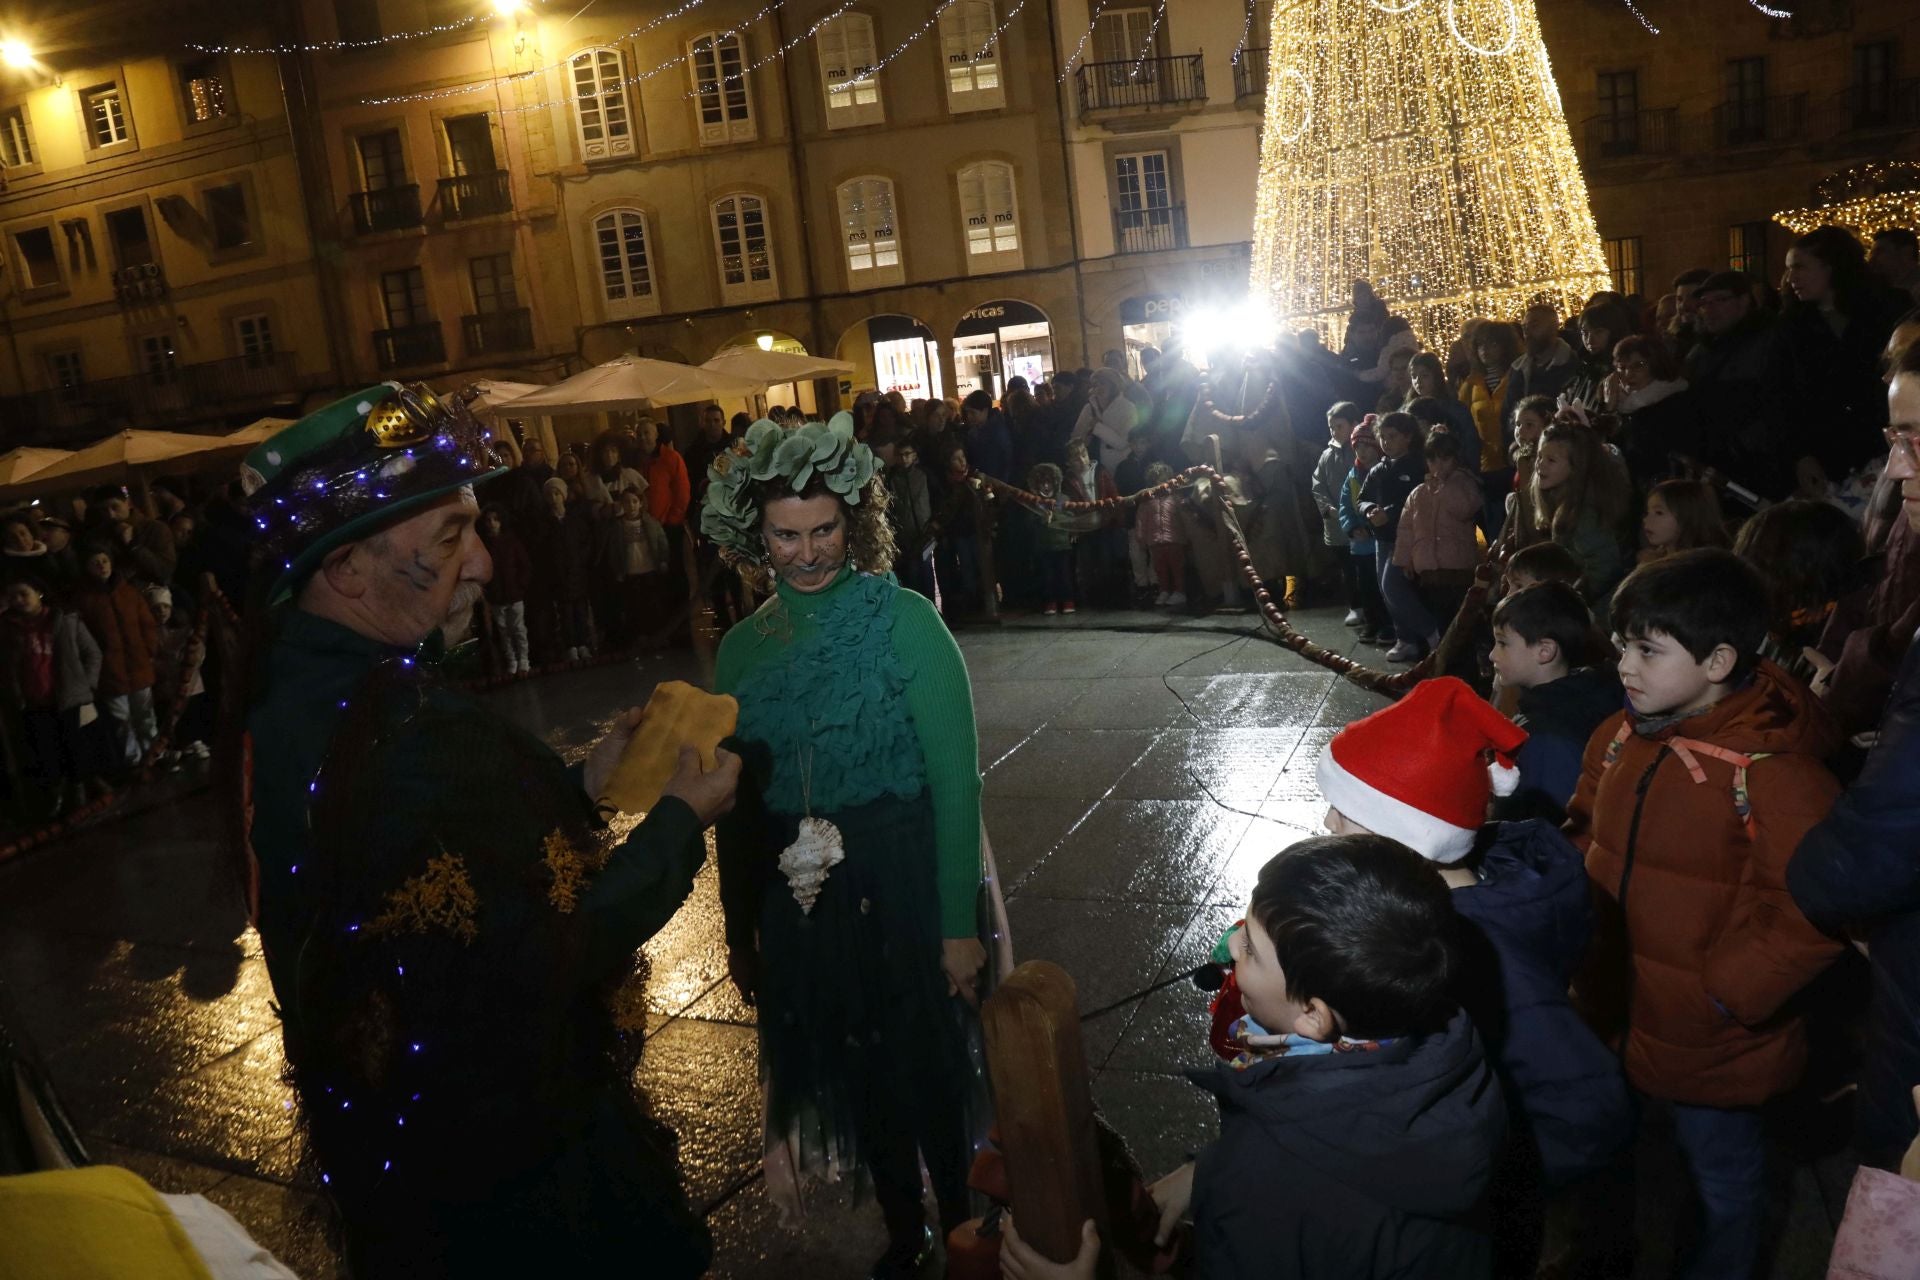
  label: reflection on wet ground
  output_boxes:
[0,605,1854,1277]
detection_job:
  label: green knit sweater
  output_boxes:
[713,568,983,936]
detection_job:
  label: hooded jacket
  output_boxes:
[73,573,158,698]
[1788,636,1920,1169]
[1498,667,1623,822]
[1565,660,1845,1106]
[1452,822,1633,1188]
[1392,467,1482,574]
[1358,447,1425,541]
[0,606,101,713]
[1187,1008,1505,1279]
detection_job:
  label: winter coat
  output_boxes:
[1612,381,1700,488]
[1496,667,1622,823]
[1062,460,1121,530]
[1788,635,1920,1168]
[1072,394,1138,474]
[524,504,595,605]
[613,514,669,580]
[580,466,647,513]
[1358,448,1424,541]
[1453,822,1634,1188]
[1552,510,1627,606]
[122,513,178,587]
[1338,466,1377,554]
[1461,374,1509,472]
[1137,493,1185,548]
[886,466,934,554]
[1817,514,1920,737]
[1393,469,1482,574]
[1772,294,1904,482]
[1240,452,1313,583]
[1187,1008,1505,1279]
[73,575,158,698]
[1684,311,1791,499]
[1566,661,1846,1106]
[1501,340,1579,436]
[481,525,534,607]
[964,410,1016,483]
[0,607,101,713]
[640,444,691,528]
[1311,442,1353,548]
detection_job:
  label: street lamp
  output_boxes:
[756,333,775,351]
[1,40,34,71]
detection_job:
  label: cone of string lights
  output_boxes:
[1249,0,1613,346]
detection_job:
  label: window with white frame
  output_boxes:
[817,14,883,128]
[711,193,776,302]
[836,177,902,287]
[235,313,275,366]
[940,2,1004,112]
[594,209,657,305]
[690,33,755,145]
[570,48,635,161]
[1,106,34,169]
[957,161,1021,272]
[82,83,131,149]
[140,333,179,384]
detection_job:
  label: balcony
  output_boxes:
[1113,204,1188,255]
[1234,48,1268,103]
[0,351,309,446]
[438,169,512,222]
[350,184,424,235]
[462,307,533,356]
[373,322,446,370]
[1835,79,1920,133]
[111,262,167,306]
[1582,107,1680,160]
[1711,93,1808,148]
[1077,54,1207,116]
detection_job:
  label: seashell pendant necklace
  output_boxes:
[777,736,844,915]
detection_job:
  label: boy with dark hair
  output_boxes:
[1153,830,1508,1278]
[1489,583,1620,821]
[1503,541,1582,593]
[1568,548,1844,1279]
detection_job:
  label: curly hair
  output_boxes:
[728,475,896,594]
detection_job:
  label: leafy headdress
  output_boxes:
[700,412,880,581]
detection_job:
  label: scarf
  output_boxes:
[1224,1010,1394,1071]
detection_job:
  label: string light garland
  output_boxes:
[1057,6,1100,83]
[1129,0,1171,77]
[355,0,712,109]
[973,0,1032,65]
[1232,2,1257,64]
[842,0,964,90]
[699,0,858,95]
[1250,0,1612,348]
[1775,192,1920,239]
[188,12,486,55]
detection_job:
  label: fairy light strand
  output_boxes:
[847,0,962,87]
[1057,6,1101,83]
[355,0,712,109]
[1232,1,1258,65]
[1129,0,1171,78]
[189,13,485,55]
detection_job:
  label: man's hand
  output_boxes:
[1366,508,1389,528]
[1001,1216,1099,1280]
[660,745,741,827]
[1149,1163,1195,1247]
[943,937,987,1007]
[583,706,645,801]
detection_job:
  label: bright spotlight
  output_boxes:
[755,333,775,351]
[491,0,527,17]
[1180,298,1280,369]
[1,40,34,71]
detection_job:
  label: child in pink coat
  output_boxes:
[1392,426,1483,647]
[1136,462,1188,607]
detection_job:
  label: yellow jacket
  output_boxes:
[1460,374,1509,472]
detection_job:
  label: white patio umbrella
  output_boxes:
[464,380,549,417]
[0,447,72,487]
[700,347,855,385]
[495,354,764,415]
[7,430,244,501]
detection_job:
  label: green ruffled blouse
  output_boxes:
[714,569,984,936]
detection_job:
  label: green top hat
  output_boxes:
[245,382,508,605]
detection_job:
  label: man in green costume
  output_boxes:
[237,384,740,1277]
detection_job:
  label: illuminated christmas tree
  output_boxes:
[1250,0,1613,344]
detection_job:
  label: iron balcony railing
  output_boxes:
[438,169,512,222]
[1582,107,1680,159]
[1836,78,1920,132]
[1077,54,1207,114]
[1712,93,1808,148]
[0,351,305,446]
[1113,204,1188,255]
[111,262,167,305]
[350,184,424,235]
[1234,48,1269,101]
[461,307,533,356]
[373,322,446,370]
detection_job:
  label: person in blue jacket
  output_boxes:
[1787,353,1920,1170]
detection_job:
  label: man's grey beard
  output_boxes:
[441,582,485,644]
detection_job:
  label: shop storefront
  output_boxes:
[852,314,944,403]
[952,300,1055,399]
[1119,293,1206,379]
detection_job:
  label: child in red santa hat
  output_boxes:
[1208,676,1632,1276]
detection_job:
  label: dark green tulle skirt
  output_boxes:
[754,792,990,1217]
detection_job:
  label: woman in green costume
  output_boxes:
[703,414,989,1278]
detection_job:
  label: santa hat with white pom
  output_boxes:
[1316,676,1529,864]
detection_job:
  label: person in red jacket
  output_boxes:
[72,542,159,768]
[634,419,691,641]
[1566,548,1843,1280]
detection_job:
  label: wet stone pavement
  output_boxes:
[0,604,1856,1278]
